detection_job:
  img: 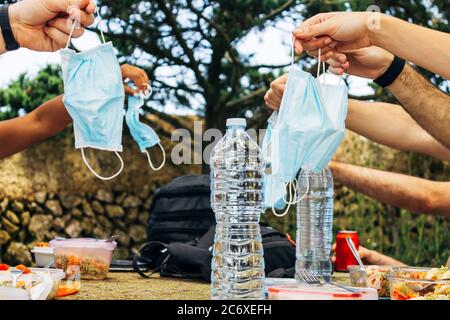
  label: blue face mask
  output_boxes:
[126,93,165,170]
[262,48,348,216]
[61,12,125,180]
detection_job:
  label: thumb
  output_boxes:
[293,19,333,40]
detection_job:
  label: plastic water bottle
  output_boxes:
[295,168,334,282]
[210,118,265,300]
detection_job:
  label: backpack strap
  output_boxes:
[133,241,169,278]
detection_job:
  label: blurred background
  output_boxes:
[0,0,448,267]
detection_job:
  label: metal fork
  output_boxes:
[298,268,360,293]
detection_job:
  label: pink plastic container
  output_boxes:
[50,238,116,280]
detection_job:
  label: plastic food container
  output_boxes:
[387,267,450,300]
[50,238,117,280]
[267,283,378,300]
[0,269,58,300]
[348,265,393,298]
[31,247,54,267]
[28,268,65,299]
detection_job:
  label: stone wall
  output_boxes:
[0,115,201,265]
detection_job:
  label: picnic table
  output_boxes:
[56,272,351,300]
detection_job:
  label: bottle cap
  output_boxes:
[226,118,247,127]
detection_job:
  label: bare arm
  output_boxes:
[347,99,450,162]
[386,64,450,149]
[329,161,450,216]
[372,15,450,80]
[0,95,71,159]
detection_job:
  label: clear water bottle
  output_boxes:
[210,118,265,300]
[295,168,334,282]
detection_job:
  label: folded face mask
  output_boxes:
[262,47,348,216]
[61,13,125,180]
[126,93,165,170]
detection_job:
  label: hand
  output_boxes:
[264,74,288,110]
[331,243,375,265]
[324,46,394,80]
[7,0,96,52]
[120,64,150,96]
[293,12,379,55]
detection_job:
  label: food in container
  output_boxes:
[348,265,392,297]
[31,246,54,267]
[0,266,63,300]
[268,283,378,300]
[387,266,450,300]
[50,238,116,280]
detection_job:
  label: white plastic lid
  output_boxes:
[49,238,117,250]
[226,118,247,127]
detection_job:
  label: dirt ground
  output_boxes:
[56,272,210,300]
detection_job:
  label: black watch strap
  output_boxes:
[0,4,20,51]
[374,56,405,88]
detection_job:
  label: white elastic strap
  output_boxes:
[81,148,124,180]
[95,4,106,44]
[316,47,322,78]
[65,3,106,48]
[271,171,310,217]
[144,142,166,171]
[65,21,77,49]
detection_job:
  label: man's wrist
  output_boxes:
[368,13,391,49]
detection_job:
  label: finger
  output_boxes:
[266,97,281,110]
[294,39,303,55]
[302,36,333,52]
[293,17,333,40]
[124,85,136,96]
[85,1,96,14]
[44,26,70,51]
[306,46,335,58]
[328,66,346,76]
[47,18,85,38]
[67,7,95,27]
[293,13,331,40]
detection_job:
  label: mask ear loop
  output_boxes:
[65,3,106,48]
[81,149,124,180]
[144,143,166,171]
[271,171,310,217]
[135,83,166,171]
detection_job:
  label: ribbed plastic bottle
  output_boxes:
[210,118,265,300]
[295,168,334,282]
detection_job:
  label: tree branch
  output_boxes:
[225,87,267,111]
[156,0,208,94]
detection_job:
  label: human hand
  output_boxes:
[293,12,380,55]
[318,46,394,80]
[121,64,150,96]
[7,0,96,52]
[331,243,375,265]
[264,74,288,110]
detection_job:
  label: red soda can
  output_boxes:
[335,231,360,271]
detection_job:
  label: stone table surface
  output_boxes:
[57,272,351,300]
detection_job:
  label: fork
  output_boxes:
[298,268,360,293]
[10,269,23,288]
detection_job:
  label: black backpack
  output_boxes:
[135,174,296,281]
[147,175,216,243]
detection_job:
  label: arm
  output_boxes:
[0,64,149,159]
[329,160,450,216]
[386,64,450,149]
[293,12,450,79]
[358,246,407,267]
[0,95,70,158]
[371,15,450,80]
[347,99,450,162]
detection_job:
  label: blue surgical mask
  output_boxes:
[61,11,125,180]
[262,47,348,216]
[126,93,165,170]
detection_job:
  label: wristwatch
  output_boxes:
[0,4,20,51]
